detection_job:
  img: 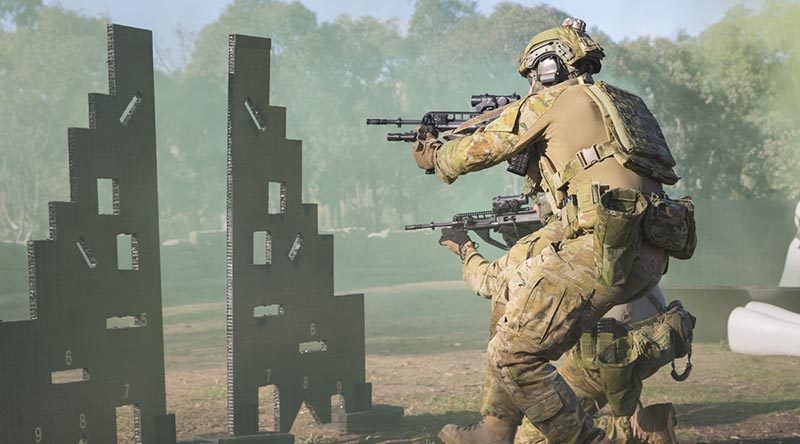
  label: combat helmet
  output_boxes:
[518,18,605,86]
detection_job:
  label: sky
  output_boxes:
[43,0,763,69]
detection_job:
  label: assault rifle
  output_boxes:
[405,194,540,250]
[366,94,532,176]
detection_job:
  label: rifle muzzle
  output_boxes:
[387,132,417,142]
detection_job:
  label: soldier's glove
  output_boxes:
[439,228,474,259]
[416,124,438,140]
[412,125,440,171]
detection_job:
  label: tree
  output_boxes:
[0,0,42,27]
[3,0,799,243]
[0,7,106,241]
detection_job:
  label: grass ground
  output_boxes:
[4,278,799,442]
[164,344,800,443]
[155,283,800,444]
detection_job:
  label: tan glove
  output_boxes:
[439,228,475,259]
[412,125,439,171]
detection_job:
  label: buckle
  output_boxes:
[576,145,600,169]
[559,194,575,209]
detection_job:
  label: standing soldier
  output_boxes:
[412,18,696,444]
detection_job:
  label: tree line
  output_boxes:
[0,0,797,241]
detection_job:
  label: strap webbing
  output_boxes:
[547,142,618,190]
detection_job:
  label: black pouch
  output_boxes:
[643,194,697,259]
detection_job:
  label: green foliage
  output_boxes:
[0,8,106,241]
[608,2,800,199]
[0,0,798,242]
[0,0,42,27]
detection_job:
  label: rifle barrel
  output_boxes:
[366,118,423,127]
[404,221,459,231]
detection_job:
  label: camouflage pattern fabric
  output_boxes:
[431,71,676,443]
[463,221,677,443]
[463,221,565,334]
[462,221,565,421]
[642,194,697,260]
[434,82,573,184]
[517,24,605,77]
[516,347,635,444]
[486,234,667,444]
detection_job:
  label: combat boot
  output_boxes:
[438,415,516,444]
[631,403,679,444]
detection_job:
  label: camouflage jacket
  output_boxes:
[462,220,664,324]
[433,80,574,184]
[462,221,564,299]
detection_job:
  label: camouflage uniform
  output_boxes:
[430,72,675,443]
[462,220,565,421]
[462,224,683,444]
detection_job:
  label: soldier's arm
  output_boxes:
[433,95,555,184]
[461,246,499,299]
[461,238,536,298]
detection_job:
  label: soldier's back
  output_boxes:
[537,82,664,196]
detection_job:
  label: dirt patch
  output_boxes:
[165,344,800,443]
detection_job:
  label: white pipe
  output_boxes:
[728,307,800,356]
[745,301,800,325]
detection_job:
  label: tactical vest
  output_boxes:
[539,81,679,208]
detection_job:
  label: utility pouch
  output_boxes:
[594,324,641,416]
[576,182,610,230]
[562,183,610,240]
[593,188,648,286]
[628,300,697,381]
[642,194,697,260]
[562,199,580,240]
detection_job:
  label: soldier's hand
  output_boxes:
[411,125,439,171]
[439,228,474,258]
[416,124,438,141]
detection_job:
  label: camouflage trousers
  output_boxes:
[514,348,633,444]
[483,305,677,444]
[484,233,667,444]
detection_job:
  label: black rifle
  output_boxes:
[367,93,532,176]
[405,194,540,250]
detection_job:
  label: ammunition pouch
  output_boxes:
[642,193,697,260]
[578,318,641,416]
[593,188,648,286]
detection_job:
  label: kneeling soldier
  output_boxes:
[412,17,697,443]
